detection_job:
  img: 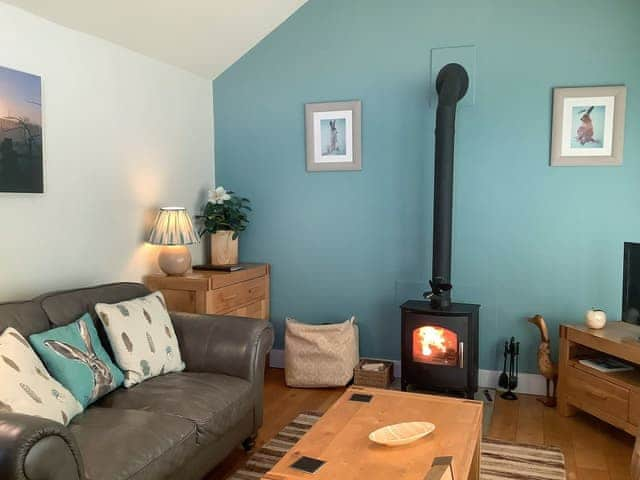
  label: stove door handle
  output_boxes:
[459,341,464,369]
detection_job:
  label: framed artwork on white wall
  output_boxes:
[305,100,361,172]
[0,64,44,193]
[550,85,626,166]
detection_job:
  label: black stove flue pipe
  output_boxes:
[427,63,469,310]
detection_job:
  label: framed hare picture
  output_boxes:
[550,86,626,166]
[305,100,361,171]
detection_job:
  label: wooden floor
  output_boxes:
[488,393,634,480]
[210,368,635,480]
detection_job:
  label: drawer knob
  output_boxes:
[585,390,608,400]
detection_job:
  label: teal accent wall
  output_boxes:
[213,0,640,373]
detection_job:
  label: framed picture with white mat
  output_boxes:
[305,100,361,172]
[550,85,626,166]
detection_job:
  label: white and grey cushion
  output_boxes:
[0,327,83,425]
[94,291,185,387]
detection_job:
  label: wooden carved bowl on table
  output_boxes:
[368,421,436,446]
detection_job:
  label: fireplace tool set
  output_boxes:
[499,337,520,400]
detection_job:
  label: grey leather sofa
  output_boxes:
[0,282,274,480]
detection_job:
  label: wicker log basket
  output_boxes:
[353,359,394,389]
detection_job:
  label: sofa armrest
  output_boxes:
[171,312,274,432]
[0,413,84,480]
[171,312,274,381]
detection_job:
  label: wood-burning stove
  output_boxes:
[400,301,478,398]
[400,63,480,398]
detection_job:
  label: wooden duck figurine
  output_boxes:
[528,314,558,407]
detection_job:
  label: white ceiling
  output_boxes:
[2,0,308,78]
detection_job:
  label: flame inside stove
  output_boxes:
[418,326,447,356]
[412,326,458,365]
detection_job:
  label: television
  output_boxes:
[623,242,640,324]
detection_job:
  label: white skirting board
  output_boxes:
[268,349,548,396]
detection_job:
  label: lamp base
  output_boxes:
[158,245,192,276]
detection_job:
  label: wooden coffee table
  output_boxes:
[264,386,483,480]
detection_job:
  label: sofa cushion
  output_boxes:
[94,292,185,387]
[97,372,253,445]
[0,301,49,337]
[37,283,150,328]
[0,327,83,425]
[29,314,125,408]
[70,407,197,480]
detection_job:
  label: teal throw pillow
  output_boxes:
[29,313,124,408]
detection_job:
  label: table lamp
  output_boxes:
[147,207,198,276]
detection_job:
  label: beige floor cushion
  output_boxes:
[0,327,83,425]
[95,291,185,387]
[285,316,359,388]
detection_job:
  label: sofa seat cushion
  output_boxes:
[96,372,253,445]
[70,407,197,480]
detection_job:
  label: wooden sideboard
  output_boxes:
[557,321,640,436]
[144,263,270,320]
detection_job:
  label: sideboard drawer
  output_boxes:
[207,277,266,314]
[566,366,629,423]
[630,390,640,426]
[226,300,265,320]
[144,263,270,321]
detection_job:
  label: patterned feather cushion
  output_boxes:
[0,327,83,425]
[29,314,124,408]
[94,291,185,387]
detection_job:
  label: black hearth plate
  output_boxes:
[290,456,325,474]
[349,393,373,403]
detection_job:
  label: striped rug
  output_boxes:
[229,413,566,480]
[480,438,565,480]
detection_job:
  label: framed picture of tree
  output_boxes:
[0,65,44,193]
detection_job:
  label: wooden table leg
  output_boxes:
[468,421,481,480]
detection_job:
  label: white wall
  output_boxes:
[0,3,214,302]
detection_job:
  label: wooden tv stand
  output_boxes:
[557,321,640,436]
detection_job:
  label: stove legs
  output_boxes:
[400,380,477,399]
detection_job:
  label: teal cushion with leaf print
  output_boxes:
[29,313,124,408]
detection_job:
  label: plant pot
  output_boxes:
[210,230,238,265]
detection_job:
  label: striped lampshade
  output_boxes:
[147,207,198,246]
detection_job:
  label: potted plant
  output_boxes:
[197,186,251,265]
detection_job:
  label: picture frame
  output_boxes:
[0,64,45,193]
[305,100,361,172]
[550,85,626,166]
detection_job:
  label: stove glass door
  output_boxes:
[412,326,459,366]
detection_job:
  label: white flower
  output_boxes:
[208,186,231,204]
